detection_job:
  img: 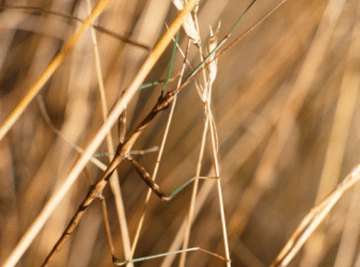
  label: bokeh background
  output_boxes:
[1,0,360,266]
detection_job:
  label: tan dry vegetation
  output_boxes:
[0,0,360,267]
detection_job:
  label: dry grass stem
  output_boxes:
[271,164,360,267]
[0,0,111,141]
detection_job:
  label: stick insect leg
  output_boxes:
[98,194,118,262]
[113,246,229,266]
[125,155,219,201]
[82,167,118,261]
[42,159,121,266]
[117,91,127,144]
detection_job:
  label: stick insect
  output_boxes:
[40,0,281,265]
[41,72,207,266]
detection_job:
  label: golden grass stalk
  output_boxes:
[0,0,110,141]
[271,164,360,267]
[333,183,360,267]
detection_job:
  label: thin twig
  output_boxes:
[179,104,209,266]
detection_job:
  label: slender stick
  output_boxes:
[179,44,209,267]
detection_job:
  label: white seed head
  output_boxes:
[172,0,200,44]
[172,0,184,10]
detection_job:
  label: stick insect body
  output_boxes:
[42,82,198,266]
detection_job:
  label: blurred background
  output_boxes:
[1,0,360,266]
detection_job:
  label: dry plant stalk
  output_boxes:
[179,21,231,267]
[271,164,360,267]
